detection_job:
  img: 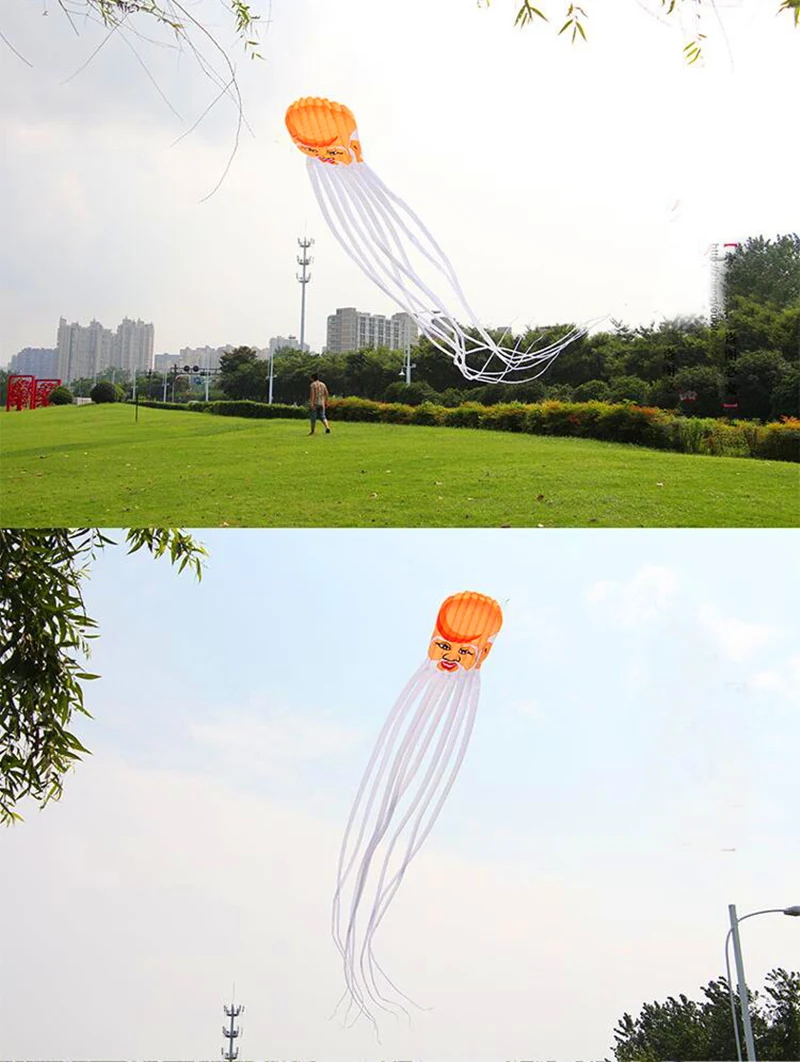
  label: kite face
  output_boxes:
[428,590,503,671]
[286,97,363,165]
[286,95,585,384]
[332,591,502,1032]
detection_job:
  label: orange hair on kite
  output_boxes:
[435,592,503,648]
[285,97,363,164]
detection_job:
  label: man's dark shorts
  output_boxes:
[310,404,327,428]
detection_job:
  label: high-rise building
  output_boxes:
[325,308,418,355]
[10,347,59,377]
[57,317,114,382]
[115,317,154,375]
[179,345,231,370]
[268,334,309,356]
[56,316,152,382]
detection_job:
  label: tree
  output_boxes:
[726,235,800,311]
[504,2,799,62]
[26,0,262,59]
[90,380,119,403]
[0,528,207,825]
[672,364,724,418]
[47,385,74,405]
[573,379,611,402]
[383,380,440,406]
[772,365,800,418]
[730,349,790,421]
[727,296,800,363]
[609,374,649,404]
[613,968,800,1061]
[218,345,267,401]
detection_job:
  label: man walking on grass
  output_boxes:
[309,372,331,435]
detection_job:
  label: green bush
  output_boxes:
[411,401,446,426]
[749,418,800,462]
[608,375,650,405]
[90,380,119,404]
[442,402,484,429]
[47,385,73,406]
[378,402,415,424]
[144,394,798,462]
[208,400,306,420]
[479,402,529,432]
[328,396,382,422]
[382,381,440,406]
[573,379,610,403]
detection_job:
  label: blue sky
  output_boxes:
[1,528,798,1058]
[2,0,798,362]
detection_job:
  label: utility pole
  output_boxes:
[221,997,244,1062]
[729,904,757,1061]
[297,237,314,351]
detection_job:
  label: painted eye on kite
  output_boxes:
[285,95,588,384]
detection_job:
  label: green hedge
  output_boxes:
[139,397,800,462]
[140,399,306,419]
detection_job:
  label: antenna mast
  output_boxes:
[297,237,314,351]
[221,997,244,1062]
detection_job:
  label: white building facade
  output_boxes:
[10,348,60,377]
[268,335,309,356]
[325,308,418,355]
[56,316,154,382]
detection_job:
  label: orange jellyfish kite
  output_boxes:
[332,591,503,1030]
[286,97,584,384]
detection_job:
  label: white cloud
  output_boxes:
[748,655,800,705]
[586,564,679,625]
[696,603,776,662]
[188,696,361,774]
[510,697,542,721]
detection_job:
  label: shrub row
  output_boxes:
[139,399,307,419]
[328,398,800,462]
[139,398,800,462]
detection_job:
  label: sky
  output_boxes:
[1,529,799,1059]
[1,0,798,366]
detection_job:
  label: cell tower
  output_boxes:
[297,237,314,351]
[708,241,739,324]
[221,998,244,1062]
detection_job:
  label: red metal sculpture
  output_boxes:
[6,374,35,412]
[34,378,63,407]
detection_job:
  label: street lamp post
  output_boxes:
[726,903,800,1061]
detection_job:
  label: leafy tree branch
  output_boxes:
[0,528,207,825]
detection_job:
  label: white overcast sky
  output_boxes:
[1,0,798,365]
[1,529,799,1058]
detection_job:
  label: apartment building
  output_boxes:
[9,347,59,377]
[325,308,418,355]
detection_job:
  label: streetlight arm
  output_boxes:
[737,907,798,923]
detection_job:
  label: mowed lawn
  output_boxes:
[1,404,798,527]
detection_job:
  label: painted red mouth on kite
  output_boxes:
[439,660,458,671]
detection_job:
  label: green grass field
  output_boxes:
[1,404,798,527]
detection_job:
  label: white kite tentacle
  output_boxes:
[321,163,464,342]
[333,662,440,953]
[338,671,456,1022]
[346,678,463,1020]
[368,673,479,937]
[340,673,453,962]
[353,672,468,1012]
[359,671,477,1012]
